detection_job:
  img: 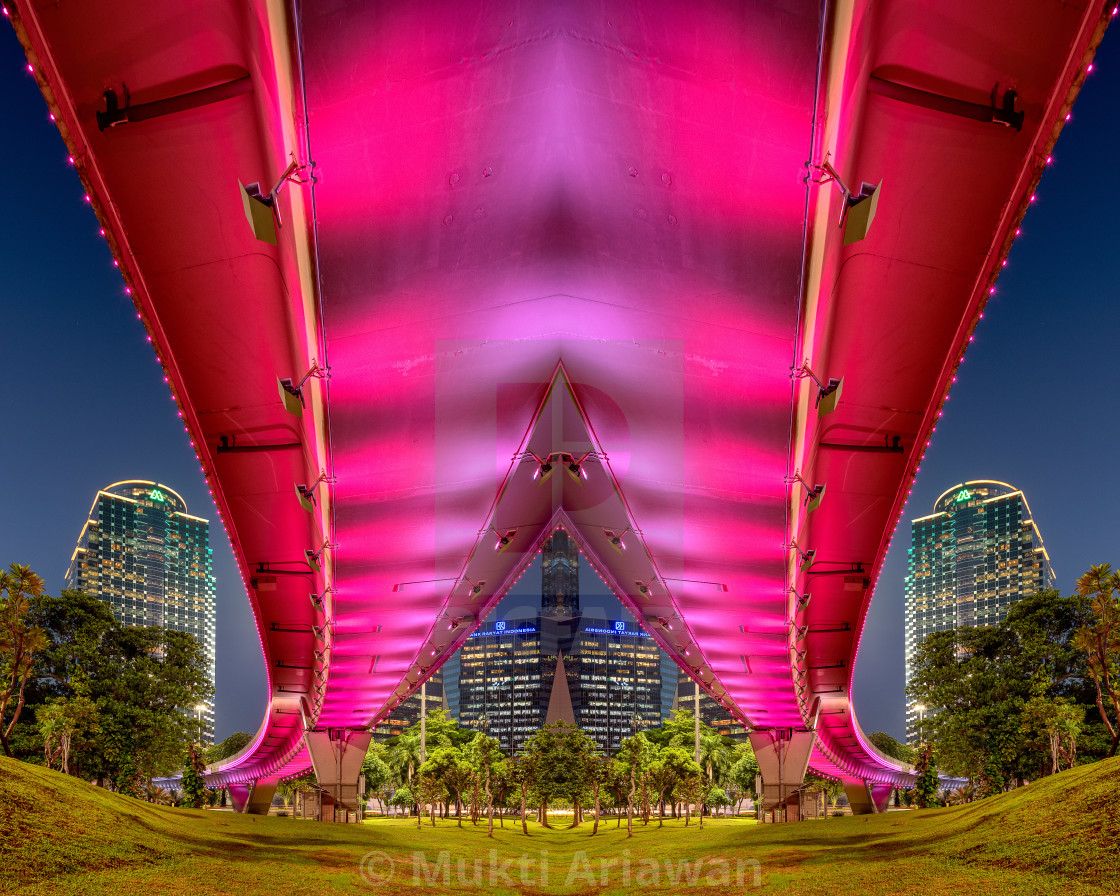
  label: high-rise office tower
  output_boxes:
[65,480,217,738]
[561,618,672,754]
[447,529,675,753]
[454,615,549,752]
[903,480,1054,742]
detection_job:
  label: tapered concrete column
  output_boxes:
[845,781,893,815]
[305,727,372,822]
[245,779,279,815]
[228,783,250,813]
[228,779,279,814]
[749,727,816,822]
[869,783,893,813]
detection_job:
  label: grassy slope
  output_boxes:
[2,756,1118,895]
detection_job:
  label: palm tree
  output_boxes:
[1073,564,1120,757]
[697,730,731,786]
[388,731,423,782]
[947,783,976,805]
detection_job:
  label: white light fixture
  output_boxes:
[278,361,329,418]
[792,360,843,418]
[240,156,313,245]
[564,451,592,483]
[785,540,816,573]
[309,587,334,612]
[295,472,333,512]
[811,155,882,245]
[528,451,555,483]
[786,470,825,512]
[604,526,631,553]
[490,526,517,553]
[305,539,333,573]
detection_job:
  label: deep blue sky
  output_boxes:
[3,23,1118,743]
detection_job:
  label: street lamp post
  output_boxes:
[605,675,612,758]
[195,703,206,743]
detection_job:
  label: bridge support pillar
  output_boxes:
[845,781,893,815]
[245,779,279,815]
[228,779,278,814]
[228,783,250,813]
[305,727,372,822]
[749,727,816,822]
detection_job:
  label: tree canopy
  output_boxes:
[907,587,1106,782]
[868,731,915,763]
[4,584,213,784]
[207,731,253,764]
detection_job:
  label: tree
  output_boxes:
[387,731,423,783]
[18,589,213,784]
[207,731,253,764]
[517,722,599,829]
[868,731,916,764]
[463,733,504,836]
[1073,564,1120,756]
[696,729,732,785]
[0,564,47,756]
[361,742,392,813]
[390,785,414,817]
[677,771,704,826]
[729,743,759,811]
[508,753,541,836]
[906,589,1097,782]
[1021,696,1084,774]
[648,746,699,822]
[974,752,1005,799]
[645,752,677,826]
[88,626,214,783]
[420,747,473,826]
[912,743,939,808]
[614,732,657,837]
[181,743,207,809]
[584,754,611,835]
[38,675,99,773]
[489,762,512,829]
[114,754,143,798]
[706,786,730,816]
[412,773,445,827]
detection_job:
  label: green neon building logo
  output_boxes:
[150,488,167,503]
[954,488,971,503]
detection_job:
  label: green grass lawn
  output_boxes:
[3,755,1119,895]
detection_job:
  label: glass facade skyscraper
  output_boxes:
[446,529,676,753]
[65,480,216,738]
[455,616,550,752]
[903,480,1054,743]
